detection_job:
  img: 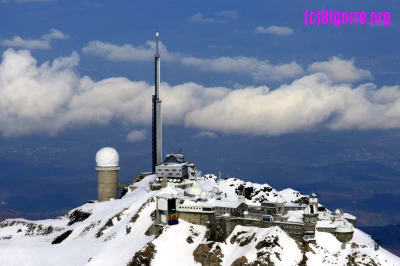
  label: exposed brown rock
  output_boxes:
[193,243,223,266]
[231,256,248,266]
[127,243,156,266]
[255,236,281,250]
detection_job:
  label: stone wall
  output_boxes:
[316,228,354,243]
[97,169,118,202]
[208,216,304,242]
[179,210,352,244]
[179,212,211,225]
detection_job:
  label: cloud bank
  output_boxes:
[82,40,176,61]
[1,49,399,138]
[255,26,294,36]
[308,56,373,83]
[189,10,239,24]
[1,29,68,50]
[181,56,304,82]
[82,38,372,83]
[82,40,304,82]
[126,130,147,142]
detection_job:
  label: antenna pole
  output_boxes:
[152,31,162,173]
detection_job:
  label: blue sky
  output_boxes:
[0,0,399,149]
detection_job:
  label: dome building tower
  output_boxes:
[96,147,120,202]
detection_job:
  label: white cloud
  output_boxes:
[82,40,176,61]
[194,131,217,138]
[1,49,398,138]
[0,48,230,136]
[81,39,303,82]
[189,13,218,24]
[189,10,239,24]
[53,36,373,84]
[1,29,68,50]
[184,73,400,135]
[308,57,373,82]
[126,130,147,142]
[255,26,294,36]
[215,10,240,20]
[181,56,304,81]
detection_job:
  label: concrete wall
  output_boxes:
[97,168,118,202]
[208,216,304,242]
[180,209,352,244]
[316,228,353,243]
[179,212,210,225]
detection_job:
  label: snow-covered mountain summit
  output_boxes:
[0,175,398,266]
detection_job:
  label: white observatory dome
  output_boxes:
[276,196,285,204]
[212,187,220,193]
[96,147,119,167]
[335,208,343,216]
[335,222,354,233]
[186,184,203,197]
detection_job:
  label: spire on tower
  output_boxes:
[155,31,160,58]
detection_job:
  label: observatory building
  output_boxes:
[155,151,198,183]
[96,147,120,202]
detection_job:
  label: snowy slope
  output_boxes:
[0,174,398,266]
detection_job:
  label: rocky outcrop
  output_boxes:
[193,243,224,266]
[52,230,73,244]
[127,243,157,266]
[231,256,248,266]
[67,210,92,226]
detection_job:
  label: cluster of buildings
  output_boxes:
[154,180,356,244]
[93,31,356,245]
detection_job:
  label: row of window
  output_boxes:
[179,206,215,211]
[282,225,303,229]
[216,207,232,211]
[317,228,335,232]
[285,207,305,211]
[157,169,182,172]
[180,206,202,210]
[286,231,302,235]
